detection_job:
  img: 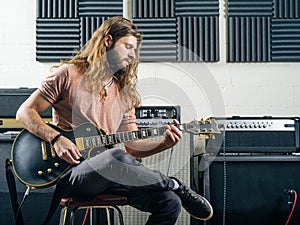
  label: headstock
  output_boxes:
[179,118,221,139]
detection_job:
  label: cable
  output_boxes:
[14,187,31,225]
[81,208,90,225]
[222,128,227,225]
[285,190,297,225]
[166,147,175,176]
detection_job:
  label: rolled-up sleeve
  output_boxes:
[38,65,68,104]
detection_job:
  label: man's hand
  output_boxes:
[53,136,82,164]
[163,119,183,149]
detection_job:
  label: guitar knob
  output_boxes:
[37,171,43,176]
[47,168,52,174]
[54,162,59,167]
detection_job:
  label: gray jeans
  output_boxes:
[63,148,182,225]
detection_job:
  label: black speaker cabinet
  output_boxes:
[198,154,300,225]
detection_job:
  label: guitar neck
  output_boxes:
[76,119,216,150]
[82,126,171,149]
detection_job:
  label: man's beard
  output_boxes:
[106,48,127,74]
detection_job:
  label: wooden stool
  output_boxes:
[59,194,128,225]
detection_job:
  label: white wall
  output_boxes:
[1,0,300,122]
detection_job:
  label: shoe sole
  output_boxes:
[190,197,214,221]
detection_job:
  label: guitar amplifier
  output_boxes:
[206,116,300,153]
[124,106,192,224]
[0,88,52,132]
[135,105,180,128]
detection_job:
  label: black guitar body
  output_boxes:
[11,122,103,188]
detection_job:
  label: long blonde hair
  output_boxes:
[54,16,142,108]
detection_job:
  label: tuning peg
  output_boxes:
[205,135,209,140]
[210,134,216,140]
[207,118,211,123]
[198,135,202,140]
[200,118,205,124]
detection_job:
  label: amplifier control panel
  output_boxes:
[217,118,297,131]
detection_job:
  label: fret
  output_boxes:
[147,128,156,137]
[125,132,130,142]
[128,132,133,141]
[84,137,91,148]
[131,131,138,140]
[122,132,128,142]
[95,136,103,147]
[151,128,155,136]
[158,127,166,135]
[91,137,97,147]
[101,135,107,145]
[117,132,123,143]
[140,129,148,138]
[107,135,113,144]
[120,132,126,142]
[113,134,117,143]
[115,133,121,144]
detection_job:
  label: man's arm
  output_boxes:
[120,120,182,158]
[16,90,81,164]
[16,90,58,143]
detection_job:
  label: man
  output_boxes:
[16,16,213,224]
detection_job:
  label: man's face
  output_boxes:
[107,35,138,72]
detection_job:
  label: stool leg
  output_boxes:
[89,208,92,225]
[112,206,125,225]
[59,207,68,225]
[105,208,111,225]
[70,208,78,225]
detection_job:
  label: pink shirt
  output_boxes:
[39,64,136,134]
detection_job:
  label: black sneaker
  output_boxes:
[172,177,213,220]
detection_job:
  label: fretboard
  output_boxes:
[82,126,167,149]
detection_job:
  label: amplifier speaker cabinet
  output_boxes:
[198,154,300,225]
[206,117,300,153]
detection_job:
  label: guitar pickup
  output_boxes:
[41,141,48,161]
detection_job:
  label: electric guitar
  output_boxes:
[11,119,219,188]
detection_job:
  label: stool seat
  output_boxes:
[60,194,128,207]
[59,194,128,225]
